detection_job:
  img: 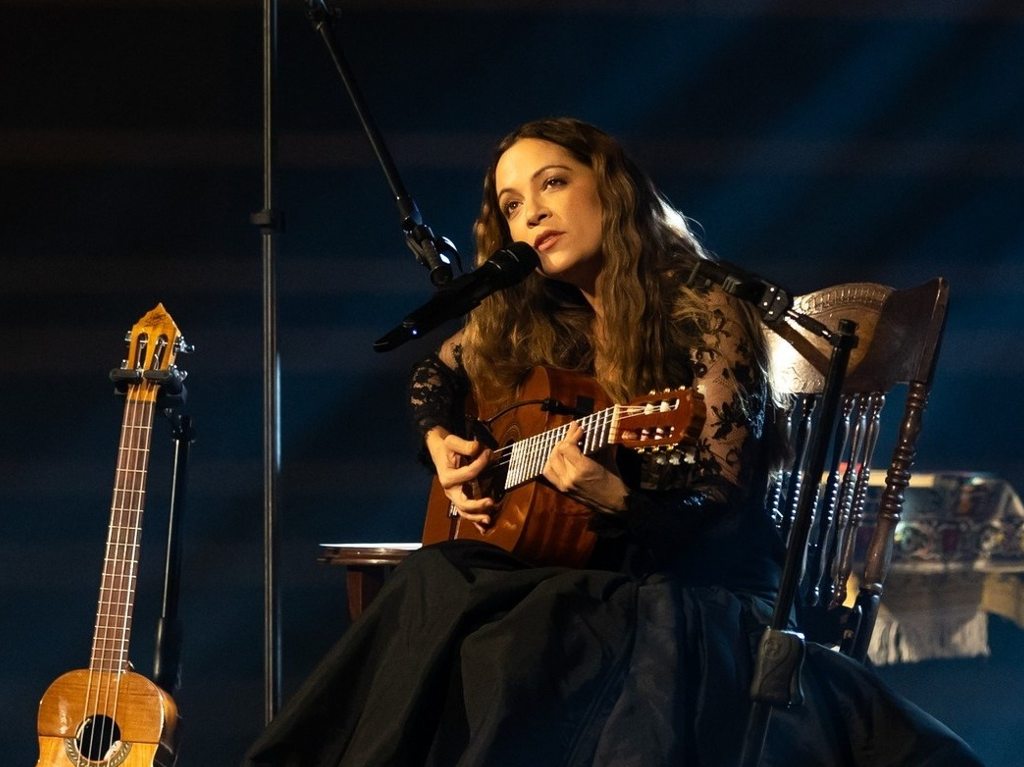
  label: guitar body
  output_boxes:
[36,669,178,767]
[422,367,614,568]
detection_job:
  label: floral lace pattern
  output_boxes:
[409,332,468,437]
[642,287,767,503]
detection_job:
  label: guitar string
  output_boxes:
[98,390,133,763]
[495,405,619,467]
[111,383,153,755]
[81,380,152,762]
[490,402,685,480]
[82,387,125,764]
[115,383,152,755]
[445,399,693,516]
[96,381,138,763]
[80,382,133,765]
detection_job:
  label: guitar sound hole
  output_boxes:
[76,715,122,761]
[477,466,506,503]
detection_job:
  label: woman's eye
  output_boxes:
[502,200,521,218]
[542,176,566,190]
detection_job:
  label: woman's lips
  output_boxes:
[534,232,563,252]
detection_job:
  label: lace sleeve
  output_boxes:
[683,285,768,502]
[408,332,470,438]
[593,286,771,563]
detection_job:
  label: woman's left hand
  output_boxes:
[543,422,629,514]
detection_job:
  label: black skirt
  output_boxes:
[244,536,981,767]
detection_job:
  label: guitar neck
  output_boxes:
[504,405,618,489]
[90,391,157,673]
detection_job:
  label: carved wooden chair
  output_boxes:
[762,277,950,659]
[738,277,950,767]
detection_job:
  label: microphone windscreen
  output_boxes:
[485,242,540,287]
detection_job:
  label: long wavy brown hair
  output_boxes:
[462,117,767,410]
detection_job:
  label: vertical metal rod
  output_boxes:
[259,0,282,725]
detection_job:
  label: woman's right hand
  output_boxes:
[424,426,496,526]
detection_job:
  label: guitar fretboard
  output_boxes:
[505,406,619,488]
[89,386,156,673]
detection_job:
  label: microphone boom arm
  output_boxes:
[306,0,460,285]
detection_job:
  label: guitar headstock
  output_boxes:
[612,387,706,455]
[112,303,190,404]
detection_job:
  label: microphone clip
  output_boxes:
[686,259,792,325]
[403,213,461,287]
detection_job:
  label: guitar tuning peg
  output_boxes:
[175,336,195,354]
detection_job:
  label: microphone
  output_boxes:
[685,257,792,324]
[374,242,540,352]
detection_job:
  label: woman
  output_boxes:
[246,118,980,766]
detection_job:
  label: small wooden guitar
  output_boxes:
[421,367,706,567]
[36,304,185,767]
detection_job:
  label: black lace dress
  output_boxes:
[245,290,981,767]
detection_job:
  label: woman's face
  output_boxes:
[494,138,605,297]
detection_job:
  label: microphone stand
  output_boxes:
[244,0,461,725]
[250,0,283,723]
[305,0,461,285]
[685,259,858,767]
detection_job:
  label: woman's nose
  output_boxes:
[526,206,550,227]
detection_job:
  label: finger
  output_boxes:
[454,499,495,526]
[558,423,586,462]
[440,449,491,487]
[451,492,495,514]
[458,509,493,525]
[443,434,484,458]
[561,421,584,446]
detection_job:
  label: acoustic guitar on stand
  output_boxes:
[35,304,187,767]
[422,366,706,567]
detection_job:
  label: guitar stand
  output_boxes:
[153,408,194,696]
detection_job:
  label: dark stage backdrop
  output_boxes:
[2,2,1022,764]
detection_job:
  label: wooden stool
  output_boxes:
[318,543,420,621]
